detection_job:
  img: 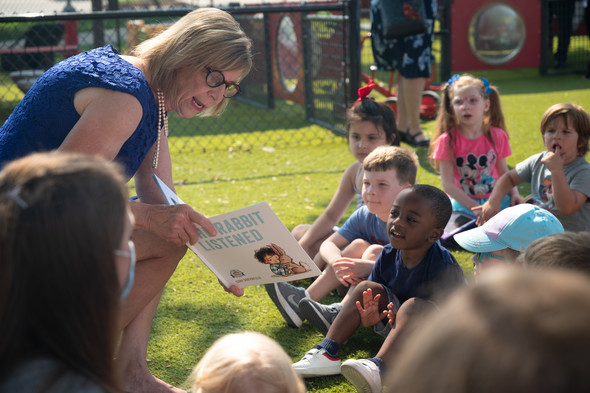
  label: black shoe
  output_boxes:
[400,128,430,147]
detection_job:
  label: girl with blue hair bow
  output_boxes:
[428,74,521,219]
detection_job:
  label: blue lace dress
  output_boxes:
[0,45,158,180]
[370,0,437,78]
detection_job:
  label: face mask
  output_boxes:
[115,240,136,301]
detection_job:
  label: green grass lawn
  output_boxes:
[148,68,590,392]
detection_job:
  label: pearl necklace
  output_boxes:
[152,89,169,169]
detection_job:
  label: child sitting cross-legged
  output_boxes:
[478,103,590,231]
[265,146,418,330]
[292,184,465,393]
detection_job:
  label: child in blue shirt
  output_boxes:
[265,146,418,328]
[292,184,465,392]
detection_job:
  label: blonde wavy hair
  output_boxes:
[132,8,253,117]
[189,331,306,393]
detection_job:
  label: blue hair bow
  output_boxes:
[446,74,460,86]
[481,77,492,96]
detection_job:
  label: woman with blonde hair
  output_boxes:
[0,8,253,392]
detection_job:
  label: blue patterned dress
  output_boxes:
[0,45,158,180]
[370,0,437,78]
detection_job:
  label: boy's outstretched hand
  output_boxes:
[356,288,388,327]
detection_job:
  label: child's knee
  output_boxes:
[342,238,371,258]
[362,244,383,260]
[353,281,388,303]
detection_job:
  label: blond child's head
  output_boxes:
[540,103,590,157]
[363,145,418,185]
[385,266,590,393]
[189,331,305,393]
[361,146,419,220]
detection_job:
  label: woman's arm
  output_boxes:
[59,87,142,159]
[132,130,217,245]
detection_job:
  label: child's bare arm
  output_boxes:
[543,149,588,215]
[298,162,358,253]
[333,258,375,287]
[439,160,480,212]
[319,232,351,267]
[355,288,388,327]
[496,158,523,205]
[476,169,524,224]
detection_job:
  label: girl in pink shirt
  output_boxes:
[429,74,521,216]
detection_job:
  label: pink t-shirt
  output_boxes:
[432,126,512,200]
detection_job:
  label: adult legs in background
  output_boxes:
[118,228,188,393]
[396,76,428,145]
[552,0,576,68]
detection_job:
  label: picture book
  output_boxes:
[152,174,321,288]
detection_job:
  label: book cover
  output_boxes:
[152,174,321,288]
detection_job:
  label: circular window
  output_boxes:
[468,3,526,65]
[276,16,299,93]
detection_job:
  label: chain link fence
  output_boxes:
[4,0,583,155]
[0,1,360,155]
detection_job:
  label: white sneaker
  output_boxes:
[341,358,382,393]
[293,345,341,377]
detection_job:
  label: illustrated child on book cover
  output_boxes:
[255,243,311,277]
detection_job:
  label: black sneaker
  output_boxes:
[299,298,343,335]
[264,282,307,327]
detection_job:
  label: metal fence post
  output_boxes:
[346,0,361,108]
[439,0,452,82]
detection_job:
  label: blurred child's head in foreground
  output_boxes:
[386,266,590,393]
[190,331,306,393]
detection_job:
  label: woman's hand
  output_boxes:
[145,204,217,246]
[219,279,245,297]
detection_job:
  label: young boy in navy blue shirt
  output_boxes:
[293,184,465,393]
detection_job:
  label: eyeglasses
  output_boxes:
[115,240,136,301]
[205,67,240,98]
[473,252,506,264]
